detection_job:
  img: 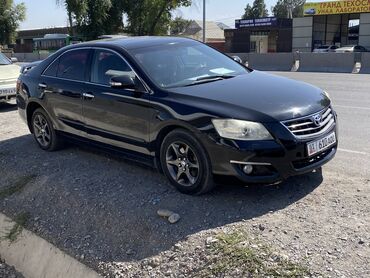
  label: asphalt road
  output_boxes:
[272,71,370,179]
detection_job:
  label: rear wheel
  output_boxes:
[31,108,63,151]
[160,129,214,195]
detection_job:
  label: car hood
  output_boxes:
[0,64,20,81]
[169,71,330,122]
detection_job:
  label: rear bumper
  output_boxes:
[201,123,338,184]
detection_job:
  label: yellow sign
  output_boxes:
[304,0,370,16]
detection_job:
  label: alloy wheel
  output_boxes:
[33,114,51,148]
[165,142,200,187]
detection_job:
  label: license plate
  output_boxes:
[0,87,16,96]
[307,132,337,156]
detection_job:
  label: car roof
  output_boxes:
[69,36,198,51]
[337,46,354,49]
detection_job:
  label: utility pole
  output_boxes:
[203,0,206,43]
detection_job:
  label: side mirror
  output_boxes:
[232,56,243,64]
[110,75,136,90]
[11,57,18,63]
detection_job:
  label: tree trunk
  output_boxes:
[149,2,169,35]
[68,11,75,36]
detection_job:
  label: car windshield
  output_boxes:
[0,53,11,65]
[317,46,330,49]
[131,41,248,88]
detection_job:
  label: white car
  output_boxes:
[313,45,338,53]
[335,45,368,53]
[0,52,20,103]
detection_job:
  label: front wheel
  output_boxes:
[160,129,214,195]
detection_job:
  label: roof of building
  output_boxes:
[182,20,227,40]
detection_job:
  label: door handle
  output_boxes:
[38,83,47,89]
[83,92,95,100]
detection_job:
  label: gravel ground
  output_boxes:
[0,99,369,278]
[0,258,24,278]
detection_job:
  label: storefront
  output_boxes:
[224,17,292,53]
[293,0,370,51]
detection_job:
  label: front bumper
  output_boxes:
[201,121,338,184]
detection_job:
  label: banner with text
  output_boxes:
[303,0,370,16]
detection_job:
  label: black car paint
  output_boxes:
[17,37,337,183]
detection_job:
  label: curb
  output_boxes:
[0,213,101,278]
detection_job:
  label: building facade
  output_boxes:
[224,17,292,53]
[293,0,370,51]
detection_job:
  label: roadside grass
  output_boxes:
[194,230,313,278]
[0,174,37,199]
[2,212,30,243]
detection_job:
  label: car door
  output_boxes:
[82,48,152,155]
[39,48,91,136]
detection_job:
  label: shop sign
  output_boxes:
[235,17,278,28]
[304,0,370,16]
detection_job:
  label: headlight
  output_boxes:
[323,91,331,100]
[212,119,273,141]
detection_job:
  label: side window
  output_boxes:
[43,58,59,77]
[56,49,90,81]
[91,49,133,86]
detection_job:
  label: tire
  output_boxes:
[31,108,64,151]
[160,129,214,195]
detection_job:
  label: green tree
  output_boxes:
[58,0,192,39]
[56,0,88,35]
[242,0,268,19]
[104,0,126,34]
[124,0,192,36]
[57,0,113,39]
[82,0,112,39]
[170,16,192,35]
[272,0,305,18]
[0,0,26,45]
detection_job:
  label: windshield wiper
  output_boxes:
[184,75,236,87]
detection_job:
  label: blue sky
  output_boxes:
[15,0,281,30]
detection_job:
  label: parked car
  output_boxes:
[304,8,316,15]
[335,45,368,53]
[20,60,42,74]
[16,37,338,194]
[0,52,20,103]
[313,45,338,53]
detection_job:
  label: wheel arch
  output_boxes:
[153,122,206,172]
[26,101,49,133]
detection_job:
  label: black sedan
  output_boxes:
[16,37,338,194]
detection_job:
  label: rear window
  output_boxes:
[56,49,90,81]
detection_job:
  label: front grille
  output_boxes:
[282,107,335,139]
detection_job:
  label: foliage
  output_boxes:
[242,0,268,20]
[56,0,111,39]
[170,16,192,35]
[57,0,193,39]
[0,0,26,45]
[124,0,192,36]
[2,212,30,243]
[272,0,306,18]
[195,230,313,277]
[56,0,88,35]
